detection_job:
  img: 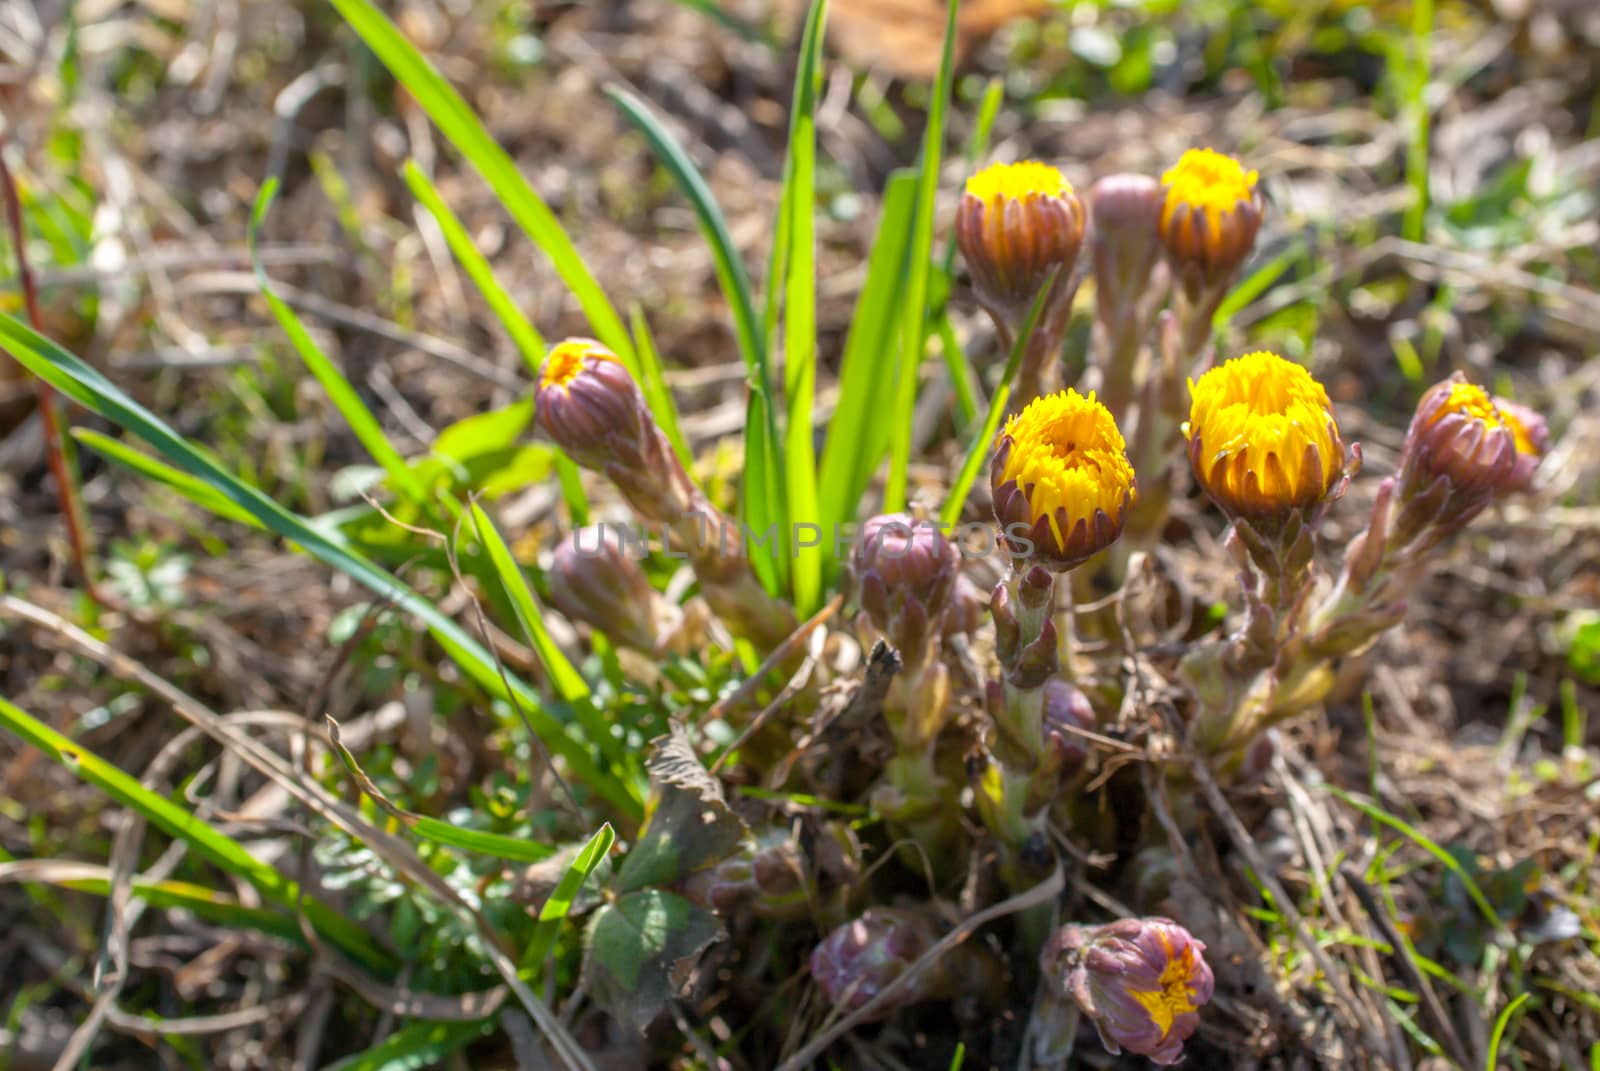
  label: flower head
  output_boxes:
[991,389,1136,571]
[809,908,943,1019]
[956,160,1086,317]
[850,514,960,659]
[1042,917,1214,1066]
[1158,148,1264,293]
[679,828,810,921]
[1402,374,1545,501]
[534,338,651,472]
[1186,351,1346,527]
[1088,173,1164,316]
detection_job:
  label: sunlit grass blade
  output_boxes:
[1213,240,1300,333]
[326,716,559,863]
[467,501,632,775]
[631,307,692,468]
[327,0,637,377]
[322,1020,494,1071]
[38,873,309,946]
[816,169,918,544]
[0,695,393,969]
[251,178,425,505]
[780,0,827,616]
[402,159,546,373]
[0,312,642,822]
[939,268,1057,527]
[884,0,961,513]
[521,823,615,970]
[1487,992,1530,1071]
[74,428,265,531]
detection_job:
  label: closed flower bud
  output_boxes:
[1042,678,1094,777]
[850,514,959,659]
[1157,148,1264,296]
[809,908,944,1018]
[545,525,665,652]
[1089,173,1163,317]
[1185,351,1347,530]
[1042,917,1214,1066]
[534,339,650,471]
[678,828,810,921]
[956,161,1086,319]
[991,389,1136,571]
[1400,374,1545,504]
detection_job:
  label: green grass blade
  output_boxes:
[939,270,1057,527]
[0,695,392,969]
[630,307,692,468]
[0,312,642,822]
[74,428,265,530]
[402,159,546,373]
[941,77,1005,277]
[883,0,961,513]
[1486,992,1530,1071]
[742,389,788,595]
[321,1019,494,1071]
[251,179,426,504]
[327,0,636,374]
[816,169,918,537]
[47,874,309,945]
[780,0,828,616]
[1213,241,1299,332]
[466,502,632,775]
[521,823,615,969]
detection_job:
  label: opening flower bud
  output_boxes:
[1158,148,1264,294]
[956,161,1086,318]
[991,389,1136,571]
[1185,350,1345,528]
[1042,917,1214,1066]
[850,513,959,658]
[535,338,652,471]
[1088,173,1163,313]
[1402,374,1545,501]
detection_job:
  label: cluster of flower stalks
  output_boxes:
[529,148,1547,1064]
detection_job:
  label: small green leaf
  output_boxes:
[522,823,616,969]
[615,730,747,893]
[583,888,722,1031]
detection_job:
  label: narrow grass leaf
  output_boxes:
[403,159,546,373]
[0,696,392,969]
[74,428,264,530]
[321,1019,494,1071]
[630,307,692,468]
[251,179,425,504]
[522,823,616,969]
[817,169,918,540]
[780,0,827,616]
[0,312,642,821]
[1486,992,1530,1071]
[883,0,960,513]
[328,0,637,374]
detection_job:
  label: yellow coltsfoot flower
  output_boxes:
[1157,148,1264,294]
[991,389,1136,571]
[1403,373,1546,500]
[956,160,1087,320]
[1185,350,1347,528]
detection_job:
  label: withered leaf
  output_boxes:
[613,728,748,894]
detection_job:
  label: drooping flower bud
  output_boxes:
[545,524,668,652]
[678,827,810,921]
[991,389,1136,572]
[956,161,1086,324]
[1042,917,1214,1066]
[1089,173,1164,324]
[850,513,960,661]
[1185,351,1348,531]
[1157,148,1264,298]
[534,339,651,471]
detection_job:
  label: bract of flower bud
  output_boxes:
[991,389,1136,571]
[1042,917,1214,1066]
[1400,374,1545,505]
[1185,351,1346,530]
[956,161,1086,317]
[1042,677,1095,777]
[850,513,959,659]
[1088,173,1164,315]
[809,908,945,1019]
[1157,148,1264,294]
[545,525,663,652]
[940,572,987,639]
[534,339,652,471]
